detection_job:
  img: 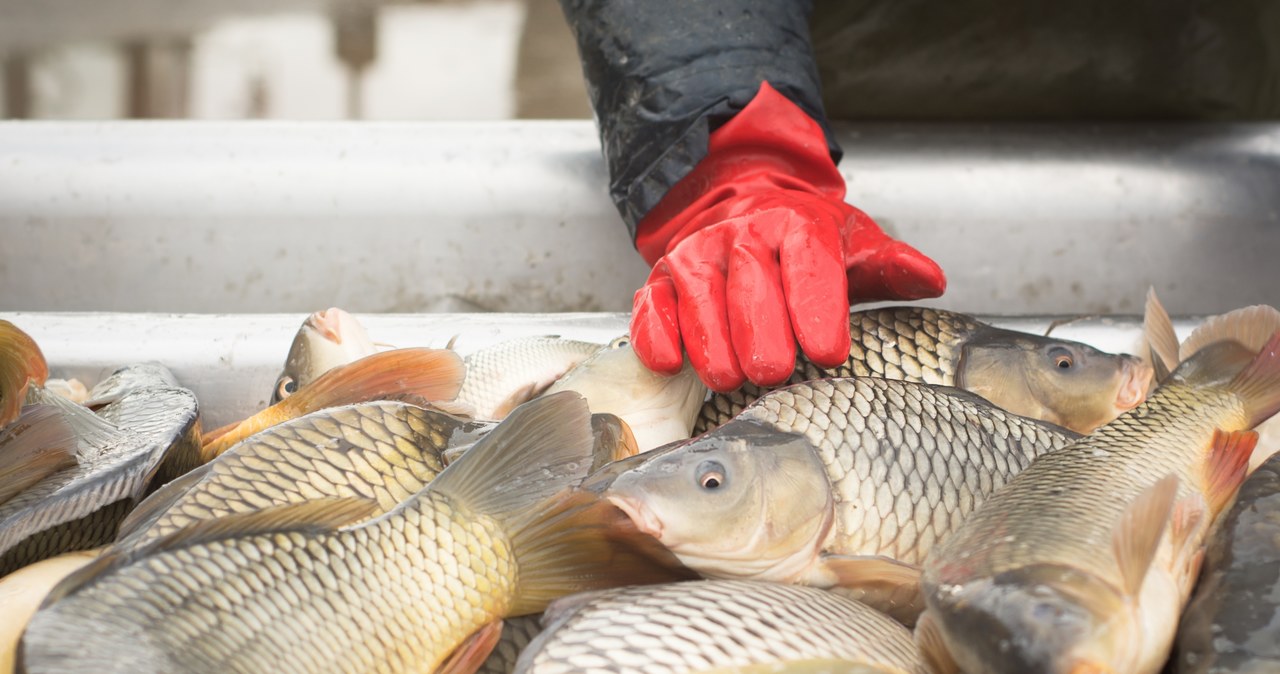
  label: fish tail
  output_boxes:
[1179,304,1280,363]
[1227,331,1280,428]
[426,392,689,616]
[504,489,690,616]
[0,405,79,506]
[0,320,49,427]
[201,348,465,461]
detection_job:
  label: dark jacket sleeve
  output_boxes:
[558,0,840,238]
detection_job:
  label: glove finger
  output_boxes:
[666,248,745,393]
[629,267,686,375]
[727,237,796,387]
[780,216,852,369]
[847,240,947,303]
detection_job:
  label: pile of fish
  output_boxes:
[0,293,1278,674]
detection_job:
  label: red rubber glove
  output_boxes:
[631,81,946,393]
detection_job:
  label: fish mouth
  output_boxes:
[607,494,664,542]
[1115,358,1154,411]
[307,308,349,344]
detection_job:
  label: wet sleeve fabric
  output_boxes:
[557,0,840,235]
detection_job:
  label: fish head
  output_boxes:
[928,565,1133,674]
[604,420,833,583]
[272,308,378,403]
[958,328,1153,434]
[547,340,707,452]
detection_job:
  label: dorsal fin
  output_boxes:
[1180,305,1280,362]
[41,497,379,608]
[113,462,213,544]
[1143,288,1179,382]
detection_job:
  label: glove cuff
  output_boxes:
[635,81,847,266]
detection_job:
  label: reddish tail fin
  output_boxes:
[1204,429,1258,515]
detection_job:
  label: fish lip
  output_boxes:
[1115,358,1153,411]
[307,308,348,345]
[607,493,664,541]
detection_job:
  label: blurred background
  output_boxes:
[0,0,591,120]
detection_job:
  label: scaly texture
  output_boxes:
[457,337,606,420]
[515,581,922,674]
[478,615,544,674]
[739,378,1076,564]
[696,308,977,432]
[118,401,490,548]
[24,493,518,674]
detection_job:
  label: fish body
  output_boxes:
[604,377,1077,622]
[919,327,1280,674]
[0,365,198,575]
[545,339,706,452]
[22,393,682,674]
[457,336,606,420]
[697,307,1150,435]
[201,347,465,462]
[117,400,490,549]
[0,548,100,672]
[1174,451,1280,673]
[0,320,48,429]
[272,308,379,404]
[513,580,924,674]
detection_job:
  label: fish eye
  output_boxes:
[696,460,726,490]
[275,376,298,400]
[610,336,631,349]
[1048,346,1075,371]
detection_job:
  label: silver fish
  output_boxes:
[604,377,1078,623]
[457,336,607,420]
[513,580,924,674]
[271,308,379,404]
[0,364,198,576]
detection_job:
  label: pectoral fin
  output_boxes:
[1112,474,1178,597]
[435,620,502,674]
[819,554,924,625]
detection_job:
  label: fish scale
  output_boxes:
[696,308,975,433]
[115,401,491,549]
[25,495,518,674]
[513,581,924,674]
[930,386,1244,582]
[736,378,1076,564]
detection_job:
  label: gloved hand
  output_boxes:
[631,81,946,393]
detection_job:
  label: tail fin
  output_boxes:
[0,320,48,428]
[0,406,79,505]
[1227,332,1280,429]
[427,392,691,616]
[1180,305,1280,362]
[201,348,465,461]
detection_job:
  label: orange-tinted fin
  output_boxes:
[1227,332,1280,429]
[1069,659,1117,674]
[1180,304,1280,363]
[915,611,960,674]
[201,347,465,460]
[0,320,49,428]
[1143,287,1179,382]
[436,620,502,674]
[0,405,79,506]
[1204,429,1257,515]
[590,413,639,472]
[820,554,924,625]
[1112,474,1178,596]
